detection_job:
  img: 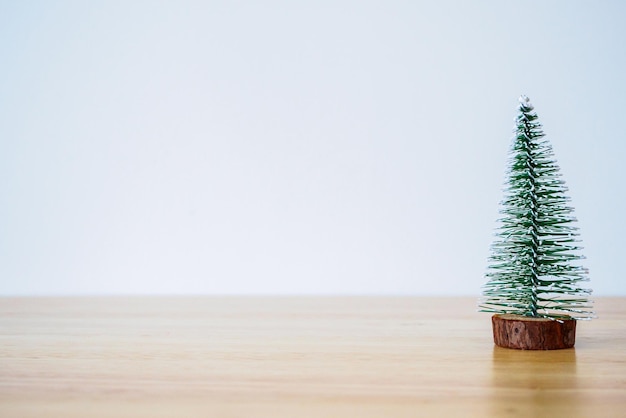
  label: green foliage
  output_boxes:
[480,96,593,320]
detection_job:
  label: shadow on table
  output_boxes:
[488,346,581,417]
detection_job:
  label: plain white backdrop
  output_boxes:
[1,1,625,295]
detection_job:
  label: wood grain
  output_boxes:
[1,297,625,417]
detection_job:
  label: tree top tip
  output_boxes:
[518,95,533,110]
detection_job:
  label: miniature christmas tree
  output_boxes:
[480,96,593,324]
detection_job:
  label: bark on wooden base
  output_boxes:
[492,314,576,350]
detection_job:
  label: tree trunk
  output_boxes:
[492,314,576,350]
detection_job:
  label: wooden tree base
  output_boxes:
[492,314,576,350]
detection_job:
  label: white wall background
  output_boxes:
[1,0,625,296]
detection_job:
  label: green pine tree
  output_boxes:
[480,96,593,320]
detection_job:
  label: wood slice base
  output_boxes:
[492,314,576,350]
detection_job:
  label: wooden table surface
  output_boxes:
[1,296,625,417]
